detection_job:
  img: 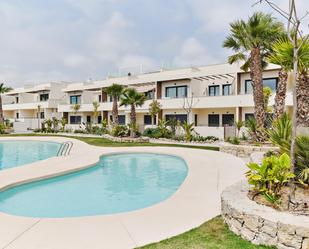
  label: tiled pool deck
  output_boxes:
[0,136,246,249]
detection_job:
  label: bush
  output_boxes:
[0,123,6,134]
[143,127,171,139]
[227,136,240,145]
[111,125,128,137]
[296,135,309,184]
[246,153,295,203]
[74,129,88,134]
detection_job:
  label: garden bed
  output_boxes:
[102,134,149,143]
[222,181,309,249]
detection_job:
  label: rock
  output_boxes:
[253,232,277,246]
[240,226,256,241]
[260,220,277,237]
[296,227,309,237]
[302,238,309,249]
[243,215,262,230]
[278,231,303,248]
[277,244,297,249]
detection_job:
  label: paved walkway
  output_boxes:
[0,136,246,249]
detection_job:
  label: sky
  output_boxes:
[0,0,308,87]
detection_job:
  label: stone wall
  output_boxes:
[220,144,277,158]
[221,181,309,249]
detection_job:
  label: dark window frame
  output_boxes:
[208,114,220,127]
[70,95,81,105]
[222,84,232,96]
[69,116,81,124]
[208,85,220,96]
[222,114,235,126]
[165,114,188,124]
[245,77,279,94]
[165,85,188,98]
[39,93,49,102]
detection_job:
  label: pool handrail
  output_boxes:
[57,141,73,156]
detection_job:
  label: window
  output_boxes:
[194,114,198,126]
[16,112,19,119]
[208,114,220,127]
[222,114,234,126]
[98,115,102,124]
[70,95,81,104]
[222,84,232,96]
[98,95,102,102]
[40,112,45,119]
[118,115,125,125]
[245,78,278,94]
[16,97,19,104]
[165,114,187,124]
[144,115,153,125]
[245,113,254,122]
[39,94,49,102]
[165,86,188,98]
[86,116,91,123]
[209,85,220,96]
[145,90,155,100]
[70,116,81,124]
[110,115,126,125]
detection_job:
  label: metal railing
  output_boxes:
[57,141,73,156]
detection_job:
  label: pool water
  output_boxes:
[0,141,61,170]
[0,153,188,218]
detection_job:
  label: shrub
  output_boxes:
[296,135,309,184]
[74,129,88,134]
[183,121,195,142]
[246,153,295,203]
[157,120,172,138]
[267,112,291,154]
[0,123,6,134]
[227,136,240,145]
[111,125,128,137]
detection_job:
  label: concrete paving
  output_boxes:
[0,136,246,249]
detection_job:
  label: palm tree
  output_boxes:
[120,88,147,137]
[223,12,284,138]
[267,38,289,119]
[105,84,124,127]
[268,37,309,126]
[0,83,12,124]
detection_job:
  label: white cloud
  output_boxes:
[173,38,217,67]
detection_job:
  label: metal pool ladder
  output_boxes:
[57,141,73,156]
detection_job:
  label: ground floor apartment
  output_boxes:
[62,105,294,140]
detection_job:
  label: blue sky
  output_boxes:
[0,0,308,87]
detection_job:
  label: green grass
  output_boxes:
[0,133,219,151]
[138,216,275,249]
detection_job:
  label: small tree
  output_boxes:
[106,84,124,127]
[182,93,199,123]
[71,104,81,114]
[235,120,244,137]
[92,101,100,124]
[183,121,195,142]
[149,100,161,127]
[60,117,67,132]
[52,117,59,131]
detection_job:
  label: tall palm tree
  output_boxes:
[105,84,124,127]
[120,88,147,137]
[0,83,12,124]
[268,37,309,126]
[223,12,284,137]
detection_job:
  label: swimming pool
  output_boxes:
[0,153,188,218]
[0,140,61,170]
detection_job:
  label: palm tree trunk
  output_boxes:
[130,104,136,137]
[296,72,309,127]
[112,95,118,127]
[274,69,288,119]
[0,95,4,124]
[250,47,265,140]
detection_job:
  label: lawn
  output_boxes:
[1,133,220,151]
[138,216,275,249]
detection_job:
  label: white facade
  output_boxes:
[3,82,67,132]
[4,62,294,137]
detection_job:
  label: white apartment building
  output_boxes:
[57,62,294,139]
[3,82,67,132]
